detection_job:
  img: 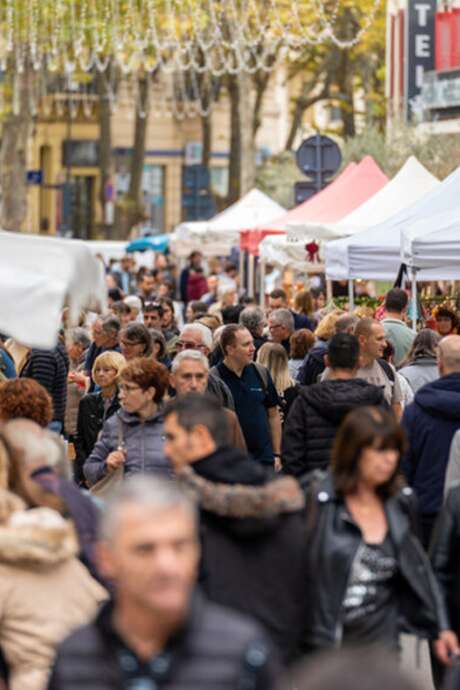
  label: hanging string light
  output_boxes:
[0,0,381,76]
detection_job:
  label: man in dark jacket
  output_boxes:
[20,340,69,432]
[282,334,386,478]
[402,335,460,548]
[48,475,279,690]
[163,393,309,665]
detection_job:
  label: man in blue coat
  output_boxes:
[402,335,460,547]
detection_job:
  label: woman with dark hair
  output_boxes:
[149,329,171,369]
[302,406,457,660]
[119,323,153,361]
[83,358,171,486]
[288,328,315,382]
[399,328,441,393]
[159,297,179,341]
[435,306,459,337]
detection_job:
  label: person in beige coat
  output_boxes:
[0,435,107,690]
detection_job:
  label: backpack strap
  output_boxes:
[378,358,396,383]
[252,363,269,393]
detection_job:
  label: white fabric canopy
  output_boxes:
[259,235,324,272]
[0,232,107,348]
[325,158,445,280]
[292,157,438,241]
[82,240,127,262]
[401,209,460,276]
[170,189,285,257]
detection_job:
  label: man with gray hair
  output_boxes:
[402,335,460,547]
[175,324,235,410]
[171,350,246,450]
[48,475,279,690]
[85,315,121,392]
[239,306,267,353]
[268,308,295,355]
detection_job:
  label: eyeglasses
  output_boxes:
[121,340,143,348]
[176,340,204,350]
[119,383,142,394]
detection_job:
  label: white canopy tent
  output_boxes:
[82,240,127,262]
[401,210,460,275]
[0,232,107,348]
[259,235,324,272]
[170,189,286,258]
[290,157,439,242]
[325,158,445,281]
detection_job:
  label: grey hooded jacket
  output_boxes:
[83,408,171,486]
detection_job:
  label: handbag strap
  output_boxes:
[116,415,125,450]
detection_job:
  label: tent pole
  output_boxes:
[259,258,266,308]
[326,279,333,303]
[239,250,246,293]
[348,279,354,312]
[248,253,255,298]
[411,268,417,332]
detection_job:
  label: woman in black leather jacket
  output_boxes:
[430,485,460,687]
[302,406,457,661]
[74,351,126,485]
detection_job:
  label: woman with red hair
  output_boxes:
[0,379,53,428]
[83,358,171,486]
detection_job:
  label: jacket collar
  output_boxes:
[117,407,163,425]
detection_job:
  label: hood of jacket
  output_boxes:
[299,378,385,424]
[414,372,460,420]
[180,448,305,538]
[0,491,78,567]
[117,407,163,426]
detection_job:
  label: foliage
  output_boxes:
[255,151,307,208]
[341,120,460,180]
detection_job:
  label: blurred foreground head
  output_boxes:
[285,646,419,690]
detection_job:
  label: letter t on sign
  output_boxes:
[414,3,431,27]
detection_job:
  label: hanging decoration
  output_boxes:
[0,0,382,77]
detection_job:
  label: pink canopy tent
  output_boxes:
[242,156,389,256]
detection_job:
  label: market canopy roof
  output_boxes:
[245,157,388,255]
[0,232,106,348]
[324,158,456,281]
[170,189,286,258]
[293,156,438,241]
[401,208,460,277]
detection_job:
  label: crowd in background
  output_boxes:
[1,249,460,689]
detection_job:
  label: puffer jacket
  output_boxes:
[47,591,280,690]
[178,448,308,664]
[0,492,106,690]
[297,339,328,386]
[430,484,460,636]
[402,372,460,516]
[300,472,448,651]
[282,379,386,478]
[21,342,69,424]
[83,408,171,486]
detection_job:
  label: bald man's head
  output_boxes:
[438,335,460,376]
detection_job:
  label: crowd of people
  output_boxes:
[1,249,460,689]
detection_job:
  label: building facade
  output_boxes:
[24,68,290,238]
[387,0,460,132]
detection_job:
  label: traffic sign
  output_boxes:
[296,134,342,183]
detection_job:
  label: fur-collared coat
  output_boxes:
[177,449,309,665]
[0,492,106,690]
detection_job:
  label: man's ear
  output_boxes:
[95,541,117,581]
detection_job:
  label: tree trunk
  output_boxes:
[227,71,255,205]
[96,66,113,236]
[201,113,212,169]
[113,75,150,239]
[0,69,34,232]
